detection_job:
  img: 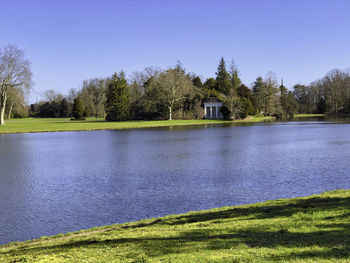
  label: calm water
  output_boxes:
[0,119,350,244]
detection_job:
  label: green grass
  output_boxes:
[0,189,349,262]
[294,114,325,118]
[0,116,274,134]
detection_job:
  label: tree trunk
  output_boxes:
[0,93,7,125]
[0,104,5,125]
[8,101,13,120]
[168,106,172,120]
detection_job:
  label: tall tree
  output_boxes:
[60,98,70,117]
[216,57,232,95]
[149,68,193,120]
[215,57,231,95]
[264,74,280,116]
[6,87,26,119]
[252,77,265,114]
[105,72,130,121]
[81,78,107,118]
[0,44,32,125]
[280,83,297,118]
[229,60,241,91]
[72,96,85,120]
[129,67,160,119]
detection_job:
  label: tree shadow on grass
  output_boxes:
[4,223,349,261]
[150,196,350,226]
[2,195,349,261]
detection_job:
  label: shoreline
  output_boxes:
[0,116,275,135]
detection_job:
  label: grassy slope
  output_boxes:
[0,116,273,134]
[0,190,349,262]
[294,114,325,117]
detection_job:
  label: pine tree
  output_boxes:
[280,83,297,118]
[215,57,231,95]
[252,77,265,114]
[229,60,241,91]
[105,72,130,121]
[60,98,69,117]
[72,96,85,120]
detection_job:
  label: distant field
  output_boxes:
[0,189,349,262]
[0,116,274,134]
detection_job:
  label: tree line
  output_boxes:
[28,59,299,121]
[2,44,350,125]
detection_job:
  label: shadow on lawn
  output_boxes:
[3,196,350,261]
[156,195,350,226]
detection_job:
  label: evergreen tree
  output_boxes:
[203,78,216,90]
[60,98,69,117]
[229,60,241,91]
[72,96,85,120]
[192,76,203,88]
[252,77,265,114]
[105,71,130,121]
[215,57,231,95]
[83,105,91,117]
[280,83,297,118]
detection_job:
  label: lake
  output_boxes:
[0,118,350,244]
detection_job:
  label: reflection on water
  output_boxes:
[0,119,350,244]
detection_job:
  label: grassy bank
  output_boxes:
[0,116,273,134]
[294,114,325,118]
[0,190,349,262]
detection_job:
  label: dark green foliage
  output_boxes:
[192,76,203,88]
[293,84,312,114]
[238,97,254,119]
[83,106,91,117]
[252,77,265,114]
[72,96,85,120]
[317,98,326,113]
[252,76,280,116]
[203,78,216,90]
[215,57,231,95]
[60,98,70,117]
[37,101,61,118]
[105,72,130,121]
[237,84,251,99]
[280,85,297,118]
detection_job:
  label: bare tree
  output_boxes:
[149,68,193,120]
[6,87,26,119]
[43,89,63,103]
[0,44,32,125]
[81,78,107,118]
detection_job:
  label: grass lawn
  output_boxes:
[0,189,349,262]
[0,116,273,134]
[294,114,325,118]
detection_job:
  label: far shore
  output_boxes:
[0,115,276,134]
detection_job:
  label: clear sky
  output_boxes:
[1,0,350,103]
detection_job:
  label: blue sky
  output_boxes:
[1,0,350,103]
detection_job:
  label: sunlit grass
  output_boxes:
[0,189,349,262]
[0,116,274,134]
[294,114,325,117]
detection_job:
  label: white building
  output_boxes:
[203,99,224,119]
